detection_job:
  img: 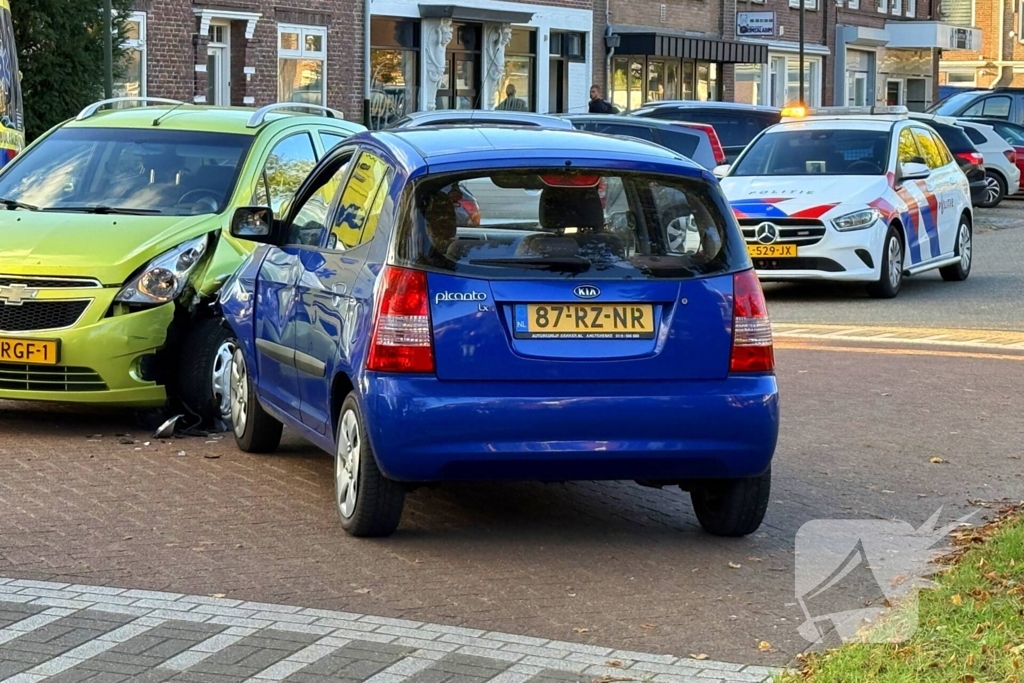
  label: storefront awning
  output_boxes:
[615,31,768,64]
[419,4,534,24]
[885,21,981,51]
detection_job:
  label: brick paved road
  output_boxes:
[1,345,1023,668]
[0,579,780,683]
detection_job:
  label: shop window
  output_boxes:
[681,60,695,100]
[611,57,629,111]
[114,12,147,99]
[629,59,644,110]
[786,59,820,106]
[734,64,763,105]
[370,18,420,128]
[496,29,535,111]
[279,24,327,106]
[647,60,666,102]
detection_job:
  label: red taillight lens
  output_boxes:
[598,178,608,208]
[458,198,481,226]
[540,173,602,187]
[1004,149,1017,165]
[366,266,435,373]
[956,151,984,167]
[677,122,726,166]
[730,270,774,373]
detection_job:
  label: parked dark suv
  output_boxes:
[927,87,1024,125]
[630,102,781,163]
[923,118,988,206]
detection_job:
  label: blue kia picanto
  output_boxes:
[219,126,779,538]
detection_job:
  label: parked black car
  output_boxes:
[629,101,781,163]
[564,114,726,169]
[925,119,988,206]
[927,87,1024,125]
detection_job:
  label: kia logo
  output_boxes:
[573,285,600,299]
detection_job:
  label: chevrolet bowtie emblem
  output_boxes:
[0,283,40,306]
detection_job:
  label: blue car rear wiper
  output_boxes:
[43,206,163,215]
[0,197,39,211]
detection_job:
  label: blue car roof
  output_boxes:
[349,126,708,179]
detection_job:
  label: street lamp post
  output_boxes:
[798,0,805,105]
[103,0,113,99]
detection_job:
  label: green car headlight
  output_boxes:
[116,235,209,305]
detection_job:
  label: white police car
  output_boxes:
[718,106,973,298]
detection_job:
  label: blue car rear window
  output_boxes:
[393,170,747,280]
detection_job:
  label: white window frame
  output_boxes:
[891,0,902,15]
[789,0,819,9]
[848,0,860,9]
[905,0,916,17]
[118,11,147,97]
[877,0,888,13]
[885,78,904,105]
[277,23,328,105]
[206,20,231,106]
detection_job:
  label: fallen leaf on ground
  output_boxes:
[758,641,772,652]
[690,653,709,660]
[930,457,946,464]
[354,588,371,594]
[203,454,219,459]
[640,623,657,630]
[573,627,590,633]
[728,562,742,569]
[210,593,227,598]
[591,676,633,683]
[605,661,623,668]
[951,594,963,605]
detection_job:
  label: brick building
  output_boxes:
[939,0,1013,89]
[115,0,599,126]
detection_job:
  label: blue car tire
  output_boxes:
[689,466,771,537]
[336,393,405,537]
[230,346,283,453]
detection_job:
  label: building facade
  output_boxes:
[939,0,1015,89]
[116,0,597,126]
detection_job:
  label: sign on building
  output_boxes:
[736,12,775,38]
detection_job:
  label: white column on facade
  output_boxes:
[536,29,551,114]
[482,23,513,109]
[421,17,453,111]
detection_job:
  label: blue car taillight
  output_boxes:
[730,269,774,373]
[366,266,435,373]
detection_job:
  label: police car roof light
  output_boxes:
[781,104,909,121]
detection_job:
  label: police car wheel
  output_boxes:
[690,466,771,537]
[940,216,973,282]
[335,393,405,537]
[868,227,903,299]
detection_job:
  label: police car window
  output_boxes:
[732,129,890,176]
[911,129,943,169]
[284,155,352,247]
[929,131,954,166]
[394,170,742,281]
[329,151,391,250]
[897,128,923,165]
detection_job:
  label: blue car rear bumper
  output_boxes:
[361,375,779,482]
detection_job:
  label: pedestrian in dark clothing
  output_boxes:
[588,85,615,114]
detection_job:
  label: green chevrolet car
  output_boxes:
[0,97,364,424]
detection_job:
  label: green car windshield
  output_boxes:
[0,128,253,215]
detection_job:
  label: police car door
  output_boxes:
[910,127,954,258]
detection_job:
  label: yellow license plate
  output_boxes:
[0,338,60,365]
[748,244,797,258]
[515,304,655,339]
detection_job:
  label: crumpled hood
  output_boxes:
[721,175,889,220]
[0,212,219,284]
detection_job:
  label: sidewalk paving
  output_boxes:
[0,578,783,683]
